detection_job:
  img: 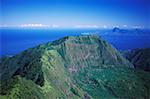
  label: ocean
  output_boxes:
[0,28,150,56]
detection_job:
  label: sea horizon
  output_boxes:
[1,28,150,57]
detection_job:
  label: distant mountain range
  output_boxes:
[112,27,150,35]
[0,35,150,98]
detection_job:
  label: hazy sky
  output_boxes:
[1,0,150,28]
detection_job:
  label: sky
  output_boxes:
[1,0,150,28]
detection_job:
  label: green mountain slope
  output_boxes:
[121,48,150,72]
[0,35,150,99]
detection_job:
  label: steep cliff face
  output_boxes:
[0,35,150,99]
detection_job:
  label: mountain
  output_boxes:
[121,48,150,72]
[112,27,150,35]
[112,27,129,34]
[112,27,120,32]
[0,35,150,99]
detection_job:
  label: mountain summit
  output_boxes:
[0,35,150,99]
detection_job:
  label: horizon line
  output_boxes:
[0,24,147,29]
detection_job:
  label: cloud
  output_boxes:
[19,24,59,28]
[20,24,48,27]
[0,24,8,27]
[74,25,100,28]
[103,25,108,29]
[52,24,59,28]
[132,26,144,29]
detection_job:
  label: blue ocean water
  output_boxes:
[0,28,150,56]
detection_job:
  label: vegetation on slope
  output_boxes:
[0,76,45,99]
[121,48,150,71]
